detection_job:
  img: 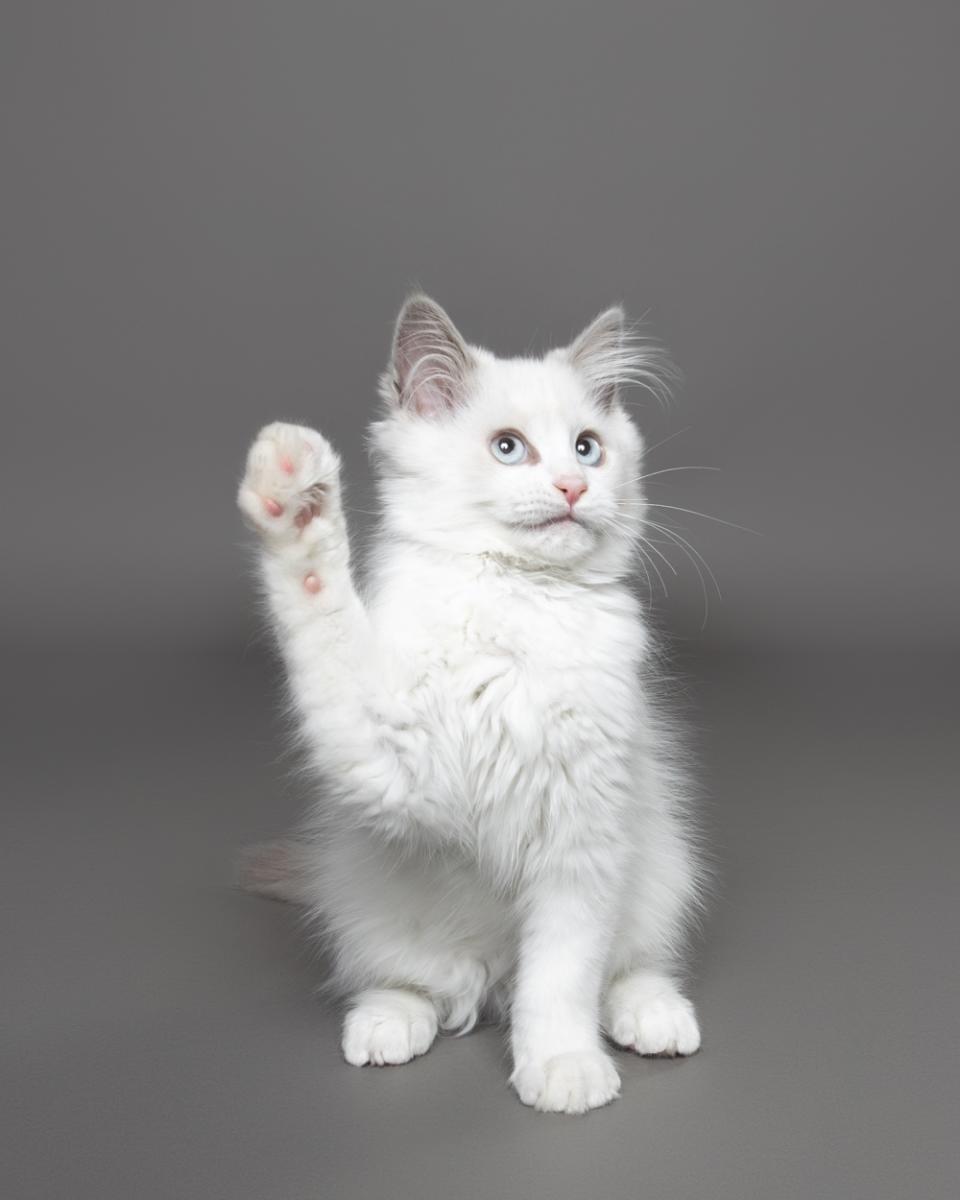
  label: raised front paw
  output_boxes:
[511,1049,621,1114]
[237,422,344,549]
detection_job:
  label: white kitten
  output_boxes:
[236,295,704,1113]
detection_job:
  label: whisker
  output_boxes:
[636,542,669,597]
[615,465,720,489]
[632,547,655,597]
[647,520,722,600]
[592,512,673,601]
[646,518,723,633]
[644,503,759,536]
[616,495,758,538]
[638,535,679,578]
[640,426,691,458]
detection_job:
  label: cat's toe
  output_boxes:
[512,1050,621,1114]
[341,989,438,1067]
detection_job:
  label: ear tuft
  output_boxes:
[567,306,676,409]
[381,294,473,417]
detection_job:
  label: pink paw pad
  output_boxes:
[279,455,295,475]
[263,497,284,517]
[303,573,322,594]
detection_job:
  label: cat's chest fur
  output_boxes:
[368,552,645,861]
[372,554,642,700]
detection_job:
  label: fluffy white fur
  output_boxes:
[236,295,704,1114]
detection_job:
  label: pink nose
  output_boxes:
[554,475,588,508]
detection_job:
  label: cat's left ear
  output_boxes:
[566,307,628,410]
[567,306,674,410]
[383,294,474,417]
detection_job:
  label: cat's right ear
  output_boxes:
[382,294,474,417]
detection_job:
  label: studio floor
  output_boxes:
[5,645,958,1200]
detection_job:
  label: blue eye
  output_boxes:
[575,433,603,466]
[490,432,528,464]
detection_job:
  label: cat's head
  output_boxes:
[370,294,673,579]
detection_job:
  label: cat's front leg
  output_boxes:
[237,423,427,833]
[510,875,621,1114]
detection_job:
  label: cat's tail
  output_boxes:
[235,837,314,905]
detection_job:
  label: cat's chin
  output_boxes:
[503,517,598,566]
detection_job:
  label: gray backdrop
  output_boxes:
[4,5,959,1200]
[4,0,958,651]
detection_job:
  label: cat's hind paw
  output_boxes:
[341,989,439,1067]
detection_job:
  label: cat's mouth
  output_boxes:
[514,513,581,532]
